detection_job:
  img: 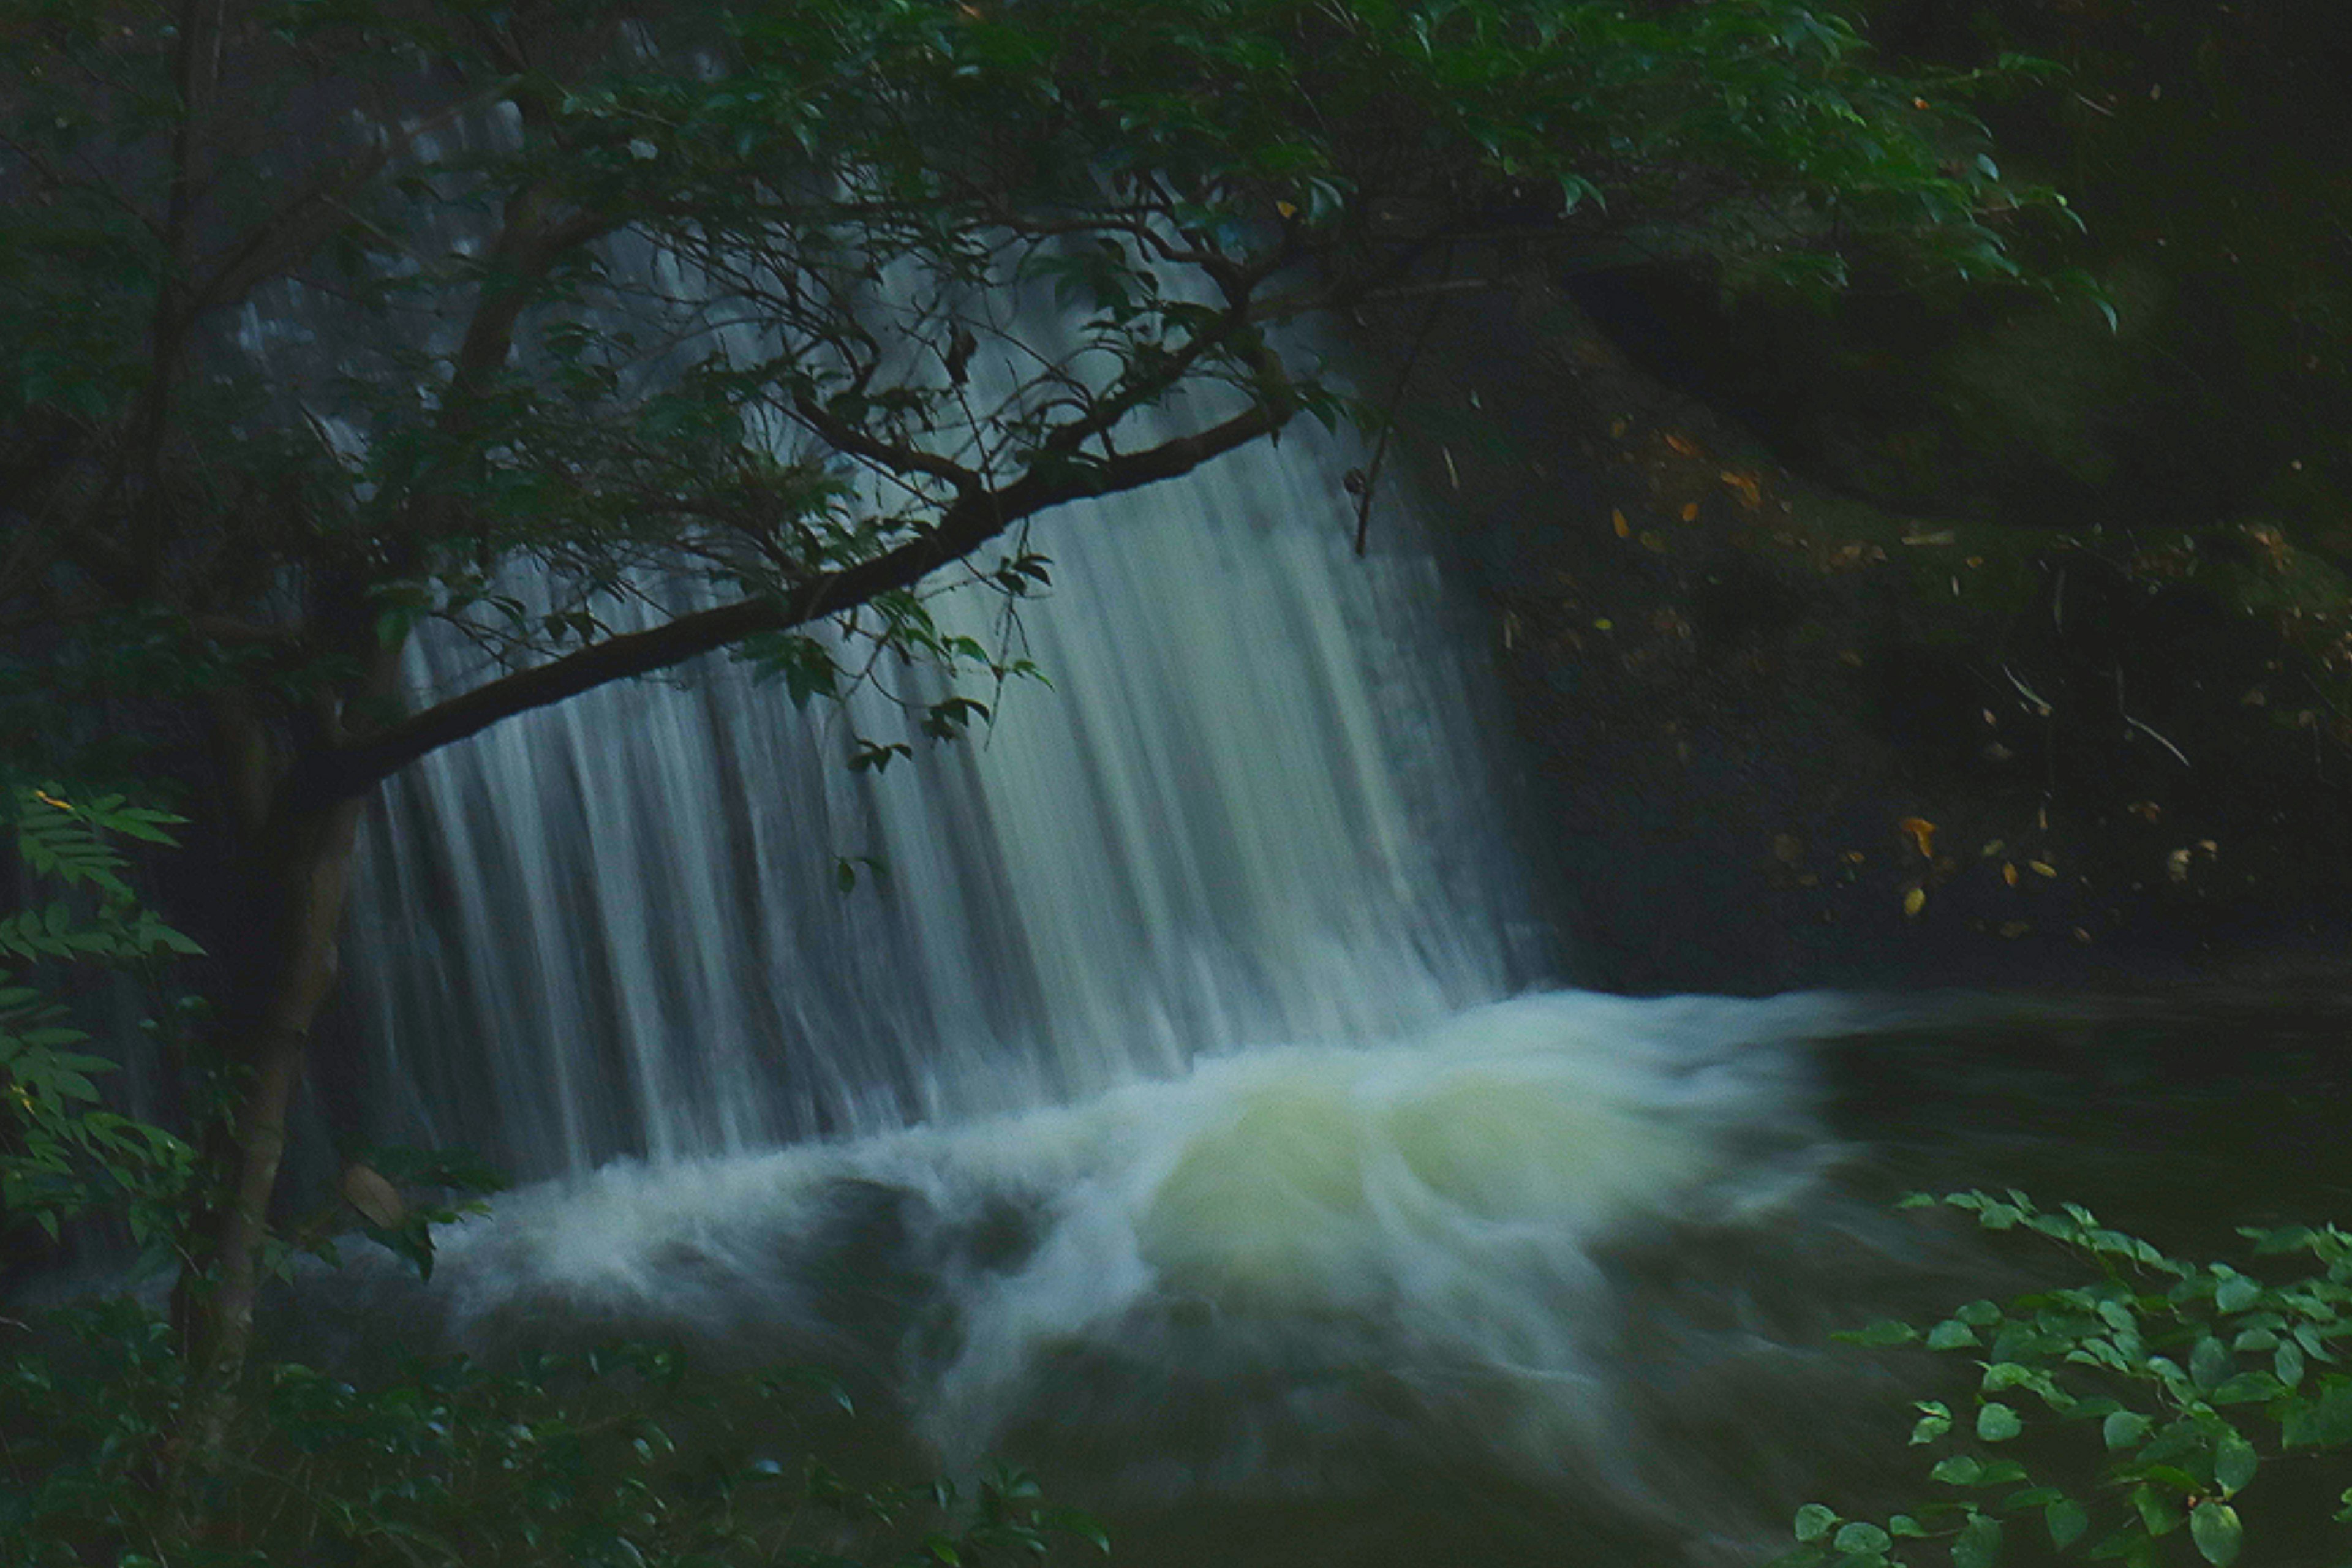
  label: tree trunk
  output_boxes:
[170,691,377,1473]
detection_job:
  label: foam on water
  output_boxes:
[336,990,1874,1518]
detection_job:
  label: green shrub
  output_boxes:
[1,784,202,1264]
[1779,1192,2352,1568]
[2,1307,1105,1567]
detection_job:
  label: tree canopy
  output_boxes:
[2,0,2058,800]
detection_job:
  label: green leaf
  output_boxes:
[2281,1380,2352,1448]
[2188,1502,2241,1566]
[1932,1455,1985,1487]
[1833,1522,1891,1555]
[2212,1274,2261,1313]
[2209,1372,2280,1405]
[1976,1402,2022,1442]
[2133,1487,2182,1537]
[2212,1431,2256,1494]
[1953,1512,2002,1568]
[2046,1498,2089,1551]
[1912,1402,1954,1445]
[1927,1319,1979,1351]
[2190,1336,2231,1390]
[1796,1504,1841,1543]
[1040,1507,1111,1554]
[2104,1411,2152,1450]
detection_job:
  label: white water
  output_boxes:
[326,318,1906,1559]
[344,394,1540,1174]
[304,989,1918,1558]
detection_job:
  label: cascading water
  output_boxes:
[344,404,1544,1175]
[307,309,2015,1564]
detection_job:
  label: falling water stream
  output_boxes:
[317,393,2352,1567]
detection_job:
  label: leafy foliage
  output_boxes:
[0,0,2068,800]
[1778,1192,2352,1568]
[0,786,200,1255]
[1,1306,1108,1568]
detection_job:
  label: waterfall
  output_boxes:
[342,407,1547,1177]
[312,344,1924,1564]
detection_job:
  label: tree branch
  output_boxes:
[300,398,1291,804]
[792,396,982,494]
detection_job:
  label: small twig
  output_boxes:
[1353,258,1453,556]
[2124,714,2192,768]
[2003,663,2055,717]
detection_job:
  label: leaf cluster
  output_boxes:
[2,0,2073,799]
[1779,1191,2352,1568]
[0,785,202,1254]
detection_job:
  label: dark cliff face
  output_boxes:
[1370,282,2352,997]
[1338,0,2352,997]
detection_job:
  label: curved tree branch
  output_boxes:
[301,397,1291,805]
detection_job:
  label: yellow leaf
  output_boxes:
[1902,887,1926,919]
[1275,200,1297,219]
[1640,530,1668,554]
[1679,501,1700,522]
[1897,816,1936,858]
[2002,862,2019,887]
[1664,432,1700,458]
[342,1163,406,1231]
[1593,617,1613,631]
[1611,508,1630,538]
[2028,860,2057,878]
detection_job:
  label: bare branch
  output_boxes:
[793,396,982,495]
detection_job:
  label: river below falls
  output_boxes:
[274,979,2352,1568]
